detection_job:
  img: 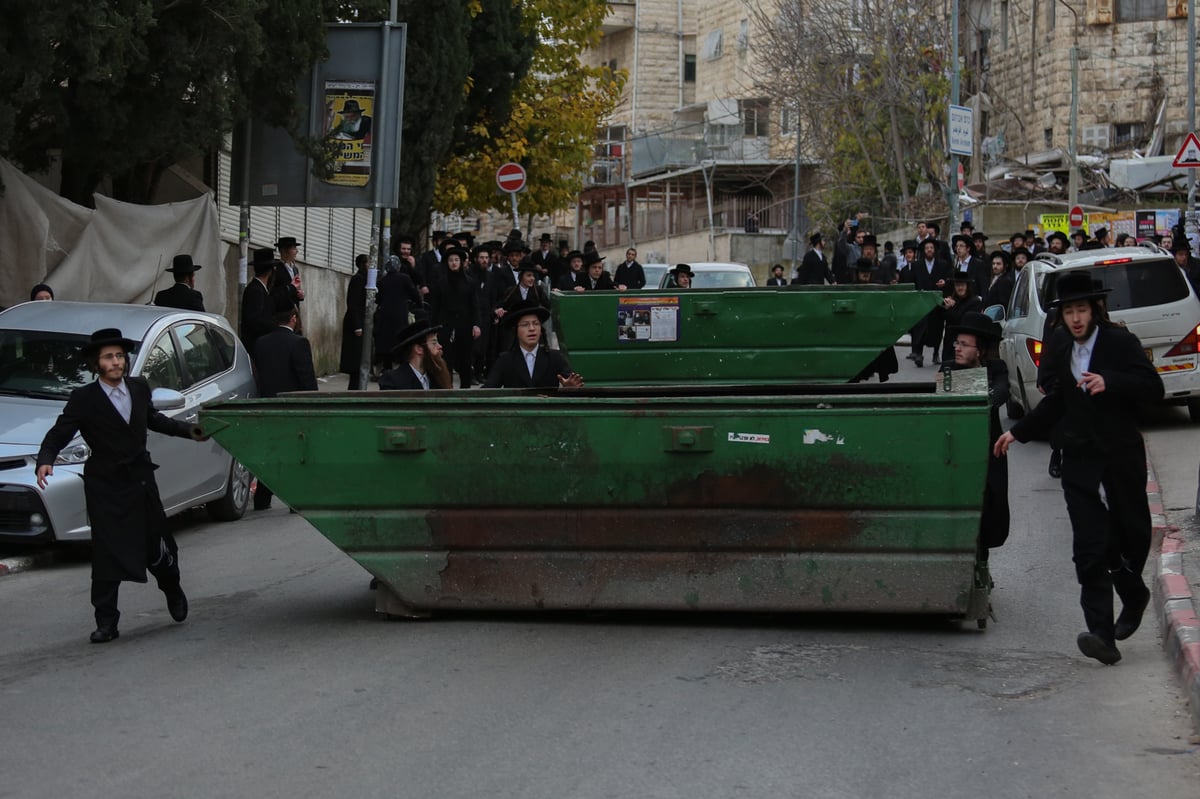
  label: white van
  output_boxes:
[998,245,1200,420]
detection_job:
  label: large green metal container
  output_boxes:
[201,379,993,622]
[551,285,940,385]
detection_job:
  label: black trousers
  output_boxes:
[91,533,182,630]
[1060,440,1151,642]
[439,326,473,388]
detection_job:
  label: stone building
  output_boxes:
[573,0,810,275]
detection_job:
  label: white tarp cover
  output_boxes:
[0,158,225,313]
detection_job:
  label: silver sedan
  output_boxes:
[0,301,255,544]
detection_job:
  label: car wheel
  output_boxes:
[1188,399,1200,423]
[207,458,250,522]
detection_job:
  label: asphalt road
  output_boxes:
[1,354,1198,798]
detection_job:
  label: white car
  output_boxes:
[998,245,1200,420]
[658,262,757,289]
[0,301,255,544]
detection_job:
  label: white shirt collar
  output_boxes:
[100,379,124,397]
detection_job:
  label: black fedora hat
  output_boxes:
[445,246,469,262]
[502,240,529,255]
[901,239,919,252]
[950,269,974,283]
[167,254,201,274]
[566,250,584,262]
[340,99,365,115]
[1172,239,1194,255]
[582,250,606,267]
[948,311,1002,343]
[539,233,553,242]
[859,234,878,248]
[1047,231,1070,247]
[669,263,695,277]
[1052,271,1110,306]
[251,247,279,274]
[391,321,441,355]
[854,257,877,272]
[516,263,541,278]
[951,234,973,249]
[275,236,301,249]
[808,231,823,246]
[81,328,138,357]
[503,299,550,327]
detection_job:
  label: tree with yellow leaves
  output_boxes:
[434,0,625,217]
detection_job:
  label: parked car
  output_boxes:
[658,262,757,289]
[0,301,256,544]
[998,245,1200,420]
[640,263,669,290]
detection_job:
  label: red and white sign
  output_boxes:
[1069,206,1085,227]
[496,162,527,193]
[1173,132,1200,168]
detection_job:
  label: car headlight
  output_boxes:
[55,437,91,465]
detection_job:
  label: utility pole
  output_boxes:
[1187,0,1197,248]
[947,0,960,230]
[1068,47,1080,211]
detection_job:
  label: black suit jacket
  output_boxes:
[557,271,585,292]
[240,278,274,354]
[909,257,953,292]
[614,261,646,289]
[483,347,574,388]
[154,282,205,312]
[37,377,195,580]
[379,365,427,390]
[253,326,318,398]
[1012,324,1164,454]
[580,273,615,291]
[765,277,788,287]
[796,248,833,285]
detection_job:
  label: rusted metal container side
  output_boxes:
[552,286,940,385]
[202,382,991,619]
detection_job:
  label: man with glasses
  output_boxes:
[484,300,584,389]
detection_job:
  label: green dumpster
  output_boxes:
[552,285,940,385]
[202,378,993,622]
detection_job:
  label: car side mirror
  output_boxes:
[151,387,186,411]
[983,304,1006,322]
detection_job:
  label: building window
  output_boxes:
[1044,127,1053,148]
[781,105,796,135]
[684,53,696,82]
[1000,0,1009,50]
[1117,0,1165,20]
[702,29,723,61]
[1046,0,1056,29]
[736,19,749,52]
[741,99,770,138]
[1114,123,1144,146]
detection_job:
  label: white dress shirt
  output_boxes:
[409,365,429,390]
[1071,325,1099,385]
[101,380,131,423]
[521,345,539,377]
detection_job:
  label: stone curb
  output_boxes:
[1148,469,1200,733]
[0,550,57,578]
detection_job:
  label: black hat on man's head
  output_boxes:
[82,328,137,358]
[566,250,584,262]
[1047,231,1070,247]
[502,299,551,327]
[972,232,989,242]
[391,321,441,355]
[952,234,973,250]
[948,312,1002,344]
[669,263,695,277]
[854,257,877,272]
[859,234,878,248]
[539,233,553,242]
[275,236,301,250]
[503,240,530,255]
[901,239,919,253]
[1052,271,1111,306]
[1092,226,1109,241]
[582,250,606,267]
[167,254,201,274]
[1172,239,1194,255]
[340,99,365,115]
[251,247,279,275]
[809,231,823,246]
[445,246,469,262]
[516,263,540,278]
[1071,228,1087,240]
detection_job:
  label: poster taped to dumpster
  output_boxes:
[322,80,375,187]
[617,296,679,342]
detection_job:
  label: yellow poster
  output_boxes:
[323,80,375,187]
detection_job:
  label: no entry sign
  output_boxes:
[496,162,527,193]
[1069,206,1084,227]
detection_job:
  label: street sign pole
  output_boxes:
[510,191,520,233]
[496,162,527,234]
[1187,0,1197,249]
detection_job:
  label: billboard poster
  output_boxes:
[617,296,679,342]
[322,80,375,187]
[1136,211,1158,239]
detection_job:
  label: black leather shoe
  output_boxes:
[1048,449,1062,478]
[166,587,188,622]
[1115,584,1151,641]
[90,627,119,644]
[1077,632,1121,665]
[914,356,923,368]
[253,501,271,511]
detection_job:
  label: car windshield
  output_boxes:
[1039,259,1190,312]
[662,270,754,289]
[0,329,136,398]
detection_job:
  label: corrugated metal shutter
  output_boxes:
[216,146,240,243]
[306,207,333,269]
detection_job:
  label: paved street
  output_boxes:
[1,356,1198,798]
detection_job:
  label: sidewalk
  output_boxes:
[1149,461,1200,734]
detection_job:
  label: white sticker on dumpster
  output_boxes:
[728,432,770,444]
[803,429,845,445]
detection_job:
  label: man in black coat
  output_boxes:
[907,238,953,367]
[374,254,423,372]
[995,272,1164,665]
[154,254,205,312]
[340,254,369,390]
[380,322,444,390]
[765,264,788,286]
[557,250,586,292]
[530,233,562,285]
[1172,239,1200,295]
[580,251,615,291]
[240,248,281,361]
[794,232,834,285]
[484,301,584,389]
[252,305,318,510]
[614,247,647,290]
[36,329,206,643]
